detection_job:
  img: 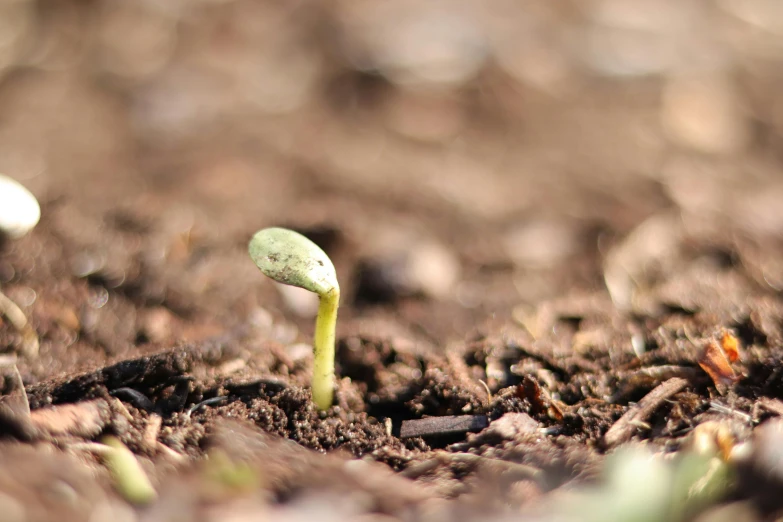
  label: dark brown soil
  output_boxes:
[2,1,783,521]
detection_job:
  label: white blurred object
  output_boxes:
[276,283,319,318]
[338,1,487,88]
[661,74,750,154]
[503,219,577,268]
[603,212,682,311]
[579,0,722,77]
[405,240,461,299]
[0,174,40,239]
[720,0,783,36]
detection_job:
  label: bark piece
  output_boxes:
[400,415,488,439]
[30,399,111,438]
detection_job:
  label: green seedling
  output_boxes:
[101,436,157,505]
[248,227,340,411]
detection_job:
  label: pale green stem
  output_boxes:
[312,288,339,410]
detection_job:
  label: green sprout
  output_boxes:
[248,227,340,411]
[101,436,157,505]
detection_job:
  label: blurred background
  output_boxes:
[3,0,783,363]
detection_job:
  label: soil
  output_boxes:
[2,1,783,521]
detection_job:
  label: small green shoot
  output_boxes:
[248,227,340,411]
[203,449,260,495]
[101,436,157,505]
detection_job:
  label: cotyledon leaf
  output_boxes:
[248,227,339,297]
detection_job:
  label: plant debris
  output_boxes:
[400,415,489,439]
[603,378,690,448]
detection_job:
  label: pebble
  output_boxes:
[382,89,465,143]
[661,74,750,154]
[275,282,319,318]
[137,307,175,343]
[503,219,577,268]
[0,174,40,239]
[603,212,682,311]
[286,342,314,363]
[580,0,694,77]
[406,240,461,299]
[362,240,460,301]
[248,306,274,334]
[337,1,487,88]
[485,413,539,440]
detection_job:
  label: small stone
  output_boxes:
[275,282,319,318]
[661,74,750,154]
[138,307,175,343]
[406,240,460,299]
[0,174,40,239]
[382,89,465,143]
[356,232,460,302]
[286,343,314,363]
[338,2,487,88]
[248,307,274,334]
[603,212,682,311]
[30,399,110,438]
[503,219,577,268]
[485,413,540,440]
[580,0,702,77]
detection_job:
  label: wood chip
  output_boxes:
[400,415,489,439]
[604,377,689,447]
[30,399,111,438]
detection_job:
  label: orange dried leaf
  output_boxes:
[720,330,740,363]
[698,340,738,394]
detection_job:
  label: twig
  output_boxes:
[604,377,689,447]
[400,415,489,439]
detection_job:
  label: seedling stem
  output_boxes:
[248,227,340,410]
[312,287,338,409]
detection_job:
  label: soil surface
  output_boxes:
[2,1,783,521]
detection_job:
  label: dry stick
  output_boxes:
[603,377,689,448]
[400,415,489,439]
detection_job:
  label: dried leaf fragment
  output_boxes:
[720,329,740,362]
[698,340,738,394]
